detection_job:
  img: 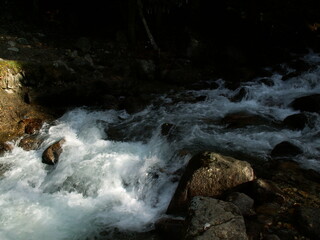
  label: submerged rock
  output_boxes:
[42,139,66,165]
[167,152,255,214]
[290,94,320,113]
[19,135,44,151]
[185,196,248,240]
[270,141,303,158]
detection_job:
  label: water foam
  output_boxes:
[1,53,320,239]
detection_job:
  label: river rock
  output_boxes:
[282,113,308,130]
[23,118,44,134]
[295,207,320,240]
[167,152,255,214]
[185,196,248,240]
[221,112,275,128]
[290,94,320,113]
[0,142,13,156]
[155,217,185,239]
[270,141,303,158]
[226,192,255,216]
[18,135,44,151]
[42,139,66,165]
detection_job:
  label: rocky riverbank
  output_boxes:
[1,17,320,240]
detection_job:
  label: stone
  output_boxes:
[42,139,66,165]
[136,59,156,80]
[155,217,185,239]
[263,234,281,240]
[231,87,248,102]
[7,47,19,52]
[270,141,303,158]
[0,142,13,156]
[221,112,275,128]
[185,196,248,240]
[226,192,255,216]
[295,207,320,240]
[17,38,29,45]
[161,123,175,137]
[282,113,309,130]
[22,118,44,134]
[167,152,255,214]
[251,179,285,204]
[7,41,16,47]
[18,135,44,151]
[290,94,320,113]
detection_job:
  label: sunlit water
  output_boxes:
[1,53,320,240]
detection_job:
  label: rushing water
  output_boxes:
[1,53,320,240]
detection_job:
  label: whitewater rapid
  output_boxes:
[1,53,320,239]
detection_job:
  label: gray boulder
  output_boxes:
[167,152,255,214]
[185,196,248,240]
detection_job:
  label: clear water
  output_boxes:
[1,53,320,240]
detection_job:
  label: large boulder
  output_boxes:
[167,152,255,214]
[185,196,248,240]
[290,94,320,113]
[42,139,66,165]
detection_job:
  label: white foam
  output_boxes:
[1,53,320,239]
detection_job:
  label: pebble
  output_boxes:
[17,38,29,45]
[7,41,16,47]
[7,47,19,52]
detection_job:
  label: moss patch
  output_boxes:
[0,60,23,77]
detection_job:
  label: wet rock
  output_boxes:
[282,113,309,130]
[7,41,16,47]
[0,142,13,156]
[256,202,281,216]
[42,139,66,165]
[185,196,248,240]
[161,123,175,136]
[221,112,276,128]
[167,152,255,214]
[251,179,285,204]
[226,192,255,216]
[136,59,156,80]
[7,47,19,52]
[270,141,303,158]
[290,94,320,113]
[17,38,29,45]
[295,207,320,240]
[231,87,248,102]
[155,217,185,239]
[23,118,44,134]
[119,96,149,114]
[263,234,281,240]
[18,135,44,151]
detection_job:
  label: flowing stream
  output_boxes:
[1,53,320,239]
